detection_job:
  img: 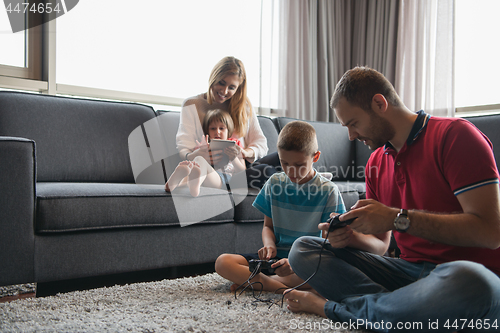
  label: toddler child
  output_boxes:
[165,109,246,197]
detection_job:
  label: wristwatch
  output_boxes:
[394,209,410,232]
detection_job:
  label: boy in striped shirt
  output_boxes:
[215,121,346,293]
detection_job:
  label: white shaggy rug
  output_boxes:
[0,273,368,333]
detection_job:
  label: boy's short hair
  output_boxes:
[202,109,235,138]
[277,121,318,156]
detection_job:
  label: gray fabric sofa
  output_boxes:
[2,91,496,291]
[0,91,369,290]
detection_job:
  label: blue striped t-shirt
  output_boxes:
[252,170,346,258]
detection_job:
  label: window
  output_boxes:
[0,8,42,81]
[56,0,263,107]
[1,0,270,108]
[0,9,25,68]
[455,0,500,111]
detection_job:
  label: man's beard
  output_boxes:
[361,113,396,150]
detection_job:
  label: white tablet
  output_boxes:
[209,139,235,167]
[209,139,236,151]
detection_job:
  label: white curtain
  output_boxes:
[266,0,454,120]
[275,0,399,122]
[277,0,320,121]
[395,0,455,117]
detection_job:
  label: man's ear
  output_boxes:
[313,151,321,162]
[371,94,388,114]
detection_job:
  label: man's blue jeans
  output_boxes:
[289,236,500,332]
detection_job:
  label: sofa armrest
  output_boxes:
[0,137,36,286]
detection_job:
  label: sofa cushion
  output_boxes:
[335,181,364,206]
[258,115,279,155]
[273,117,355,181]
[0,91,156,182]
[35,182,234,233]
[463,115,500,166]
[155,111,183,177]
[355,140,373,182]
[233,188,263,223]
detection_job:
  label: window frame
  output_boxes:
[0,9,43,80]
[455,104,500,117]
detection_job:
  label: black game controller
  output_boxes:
[248,259,281,274]
[328,214,357,232]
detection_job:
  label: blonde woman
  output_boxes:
[176,56,268,169]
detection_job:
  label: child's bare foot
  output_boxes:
[229,282,262,293]
[165,161,192,192]
[230,283,240,293]
[284,289,328,317]
[187,161,203,197]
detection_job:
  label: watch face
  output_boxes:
[395,216,410,231]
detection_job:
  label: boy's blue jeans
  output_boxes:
[288,236,500,332]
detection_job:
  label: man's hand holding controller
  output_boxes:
[328,214,357,231]
[318,214,357,248]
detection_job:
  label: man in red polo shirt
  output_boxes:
[284,67,500,332]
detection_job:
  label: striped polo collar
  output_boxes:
[385,110,431,151]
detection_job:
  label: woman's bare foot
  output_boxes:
[187,161,203,197]
[284,289,328,317]
[165,161,192,192]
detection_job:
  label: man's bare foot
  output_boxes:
[284,289,328,318]
[187,161,203,197]
[165,161,193,192]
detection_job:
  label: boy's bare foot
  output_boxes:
[230,283,240,293]
[284,289,328,318]
[165,161,193,192]
[229,277,284,294]
[187,161,203,197]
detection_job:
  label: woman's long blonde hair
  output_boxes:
[207,56,252,137]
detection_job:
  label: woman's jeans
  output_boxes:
[289,236,500,332]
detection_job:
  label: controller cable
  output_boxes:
[233,262,282,307]
[277,215,356,308]
[232,215,355,309]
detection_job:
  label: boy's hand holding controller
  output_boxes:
[258,245,277,261]
[257,245,289,276]
[271,258,293,277]
[319,213,357,248]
